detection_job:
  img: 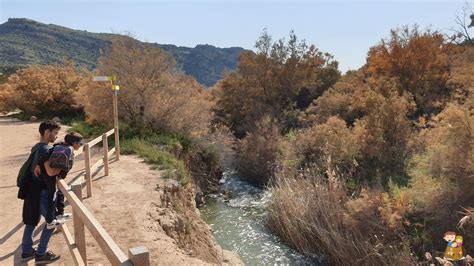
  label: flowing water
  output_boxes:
[200,172,322,265]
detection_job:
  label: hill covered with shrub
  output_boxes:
[0,18,246,86]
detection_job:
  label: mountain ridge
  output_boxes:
[0,18,248,86]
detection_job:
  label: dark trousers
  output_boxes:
[56,190,65,216]
[42,176,57,223]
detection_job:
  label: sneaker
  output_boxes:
[21,248,36,260]
[35,250,60,264]
[46,219,65,230]
[56,212,72,220]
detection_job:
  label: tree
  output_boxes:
[79,36,211,136]
[0,61,84,117]
[300,71,368,126]
[213,30,340,137]
[96,36,176,125]
[450,1,474,45]
[365,26,454,116]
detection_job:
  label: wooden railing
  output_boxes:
[57,128,150,265]
[73,128,118,198]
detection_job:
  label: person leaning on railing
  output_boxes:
[37,132,84,229]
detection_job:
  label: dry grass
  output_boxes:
[267,172,414,265]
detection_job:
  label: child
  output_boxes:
[40,132,83,229]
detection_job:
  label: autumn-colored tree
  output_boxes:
[365,26,454,116]
[146,74,212,136]
[0,83,14,112]
[0,61,84,117]
[299,71,369,126]
[447,46,474,106]
[79,37,211,136]
[213,30,340,137]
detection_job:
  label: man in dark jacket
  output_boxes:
[20,120,62,264]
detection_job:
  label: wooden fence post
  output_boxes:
[114,127,120,161]
[71,184,87,263]
[112,91,120,161]
[128,246,149,266]
[102,133,109,176]
[84,143,92,198]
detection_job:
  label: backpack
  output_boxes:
[17,143,49,199]
[49,144,74,171]
[16,152,36,187]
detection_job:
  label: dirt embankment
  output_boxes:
[0,117,241,265]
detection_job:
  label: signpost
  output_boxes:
[92,76,111,82]
[93,76,120,160]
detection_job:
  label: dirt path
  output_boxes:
[0,118,240,265]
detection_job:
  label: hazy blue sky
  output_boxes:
[0,0,470,72]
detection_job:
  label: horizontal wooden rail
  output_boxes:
[74,148,84,157]
[58,180,131,265]
[73,129,115,157]
[108,147,116,158]
[87,135,103,148]
[105,128,115,137]
[91,158,104,172]
[61,224,85,266]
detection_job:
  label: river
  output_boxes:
[200,172,322,265]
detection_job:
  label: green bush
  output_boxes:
[68,121,108,138]
[122,137,191,186]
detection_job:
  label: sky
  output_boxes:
[0,0,471,72]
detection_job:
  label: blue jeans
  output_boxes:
[21,189,54,256]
